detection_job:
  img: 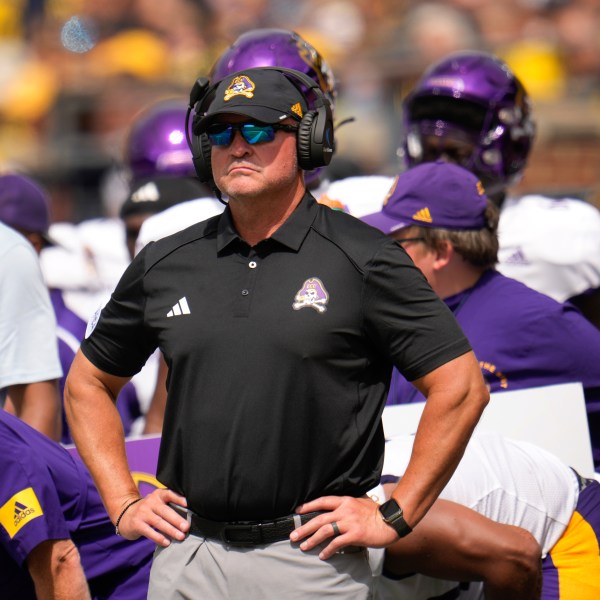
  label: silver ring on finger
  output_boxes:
[331,521,341,537]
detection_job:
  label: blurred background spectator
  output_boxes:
[0,0,598,241]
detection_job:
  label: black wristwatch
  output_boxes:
[378,498,412,538]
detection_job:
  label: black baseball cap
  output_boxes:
[197,68,308,132]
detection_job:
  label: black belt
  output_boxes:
[187,510,325,546]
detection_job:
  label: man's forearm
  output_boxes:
[27,539,91,600]
[383,498,542,600]
[64,352,139,521]
[394,352,489,528]
[483,526,542,600]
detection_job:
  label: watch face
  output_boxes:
[379,498,413,538]
[380,498,401,521]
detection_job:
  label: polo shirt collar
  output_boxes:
[216,192,317,253]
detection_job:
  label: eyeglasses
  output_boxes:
[395,237,425,248]
[206,122,299,147]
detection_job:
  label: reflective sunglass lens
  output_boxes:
[207,124,231,146]
[207,123,277,146]
[208,132,231,146]
[241,124,275,144]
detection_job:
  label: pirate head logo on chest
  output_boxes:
[293,277,329,313]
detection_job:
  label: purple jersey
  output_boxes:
[0,411,154,599]
[51,288,142,443]
[387,270,600,467]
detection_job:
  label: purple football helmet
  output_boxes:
[125,99,195,179]
[210,28,336,111]
[209,29,337,189]
[402,51,536,196]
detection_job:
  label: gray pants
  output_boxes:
[148,534,373,599]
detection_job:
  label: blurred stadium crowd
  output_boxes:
[0,0,599,222]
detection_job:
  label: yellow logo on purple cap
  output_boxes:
[412,207,433,223]
[224,75,255,101]
[476,180,485,196]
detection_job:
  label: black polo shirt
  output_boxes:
[82,193,471,521]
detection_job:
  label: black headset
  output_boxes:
[186,67,335,185]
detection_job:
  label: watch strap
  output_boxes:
[388,513,412,538]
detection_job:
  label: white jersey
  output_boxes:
[135,196,225,254]
[41,218,130,322]
[497,194,600,302]
[0,223,62,390]
[384,431,577,555]
[317,175,394,218]
[371,431,579,599]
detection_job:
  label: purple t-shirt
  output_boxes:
[387,270,600,467]
[0,411,154,599]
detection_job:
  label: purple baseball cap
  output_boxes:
[0,174,54,244]
[361,161,488,234]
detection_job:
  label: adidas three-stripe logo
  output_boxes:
[167,297,191,317]
[412,207,432,223]
[14,501,35,525]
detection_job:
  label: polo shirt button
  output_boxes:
[241,289,249,296]
[249,261,257,269]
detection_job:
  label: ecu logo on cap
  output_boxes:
[224,75,255,101]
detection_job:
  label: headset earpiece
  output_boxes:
[296,103,334,170]
[188,80,219,183]
[191,131,213,183]
[268,67,335,170]
[296,111,315,170]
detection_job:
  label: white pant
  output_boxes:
[148,534,373,599]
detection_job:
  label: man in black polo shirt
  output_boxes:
[65,67,489,598]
